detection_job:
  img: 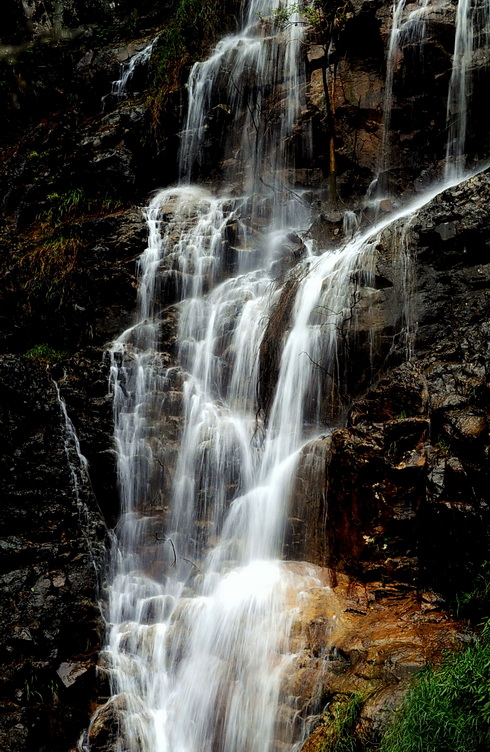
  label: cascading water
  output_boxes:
[97,3,322,749]
[102,38,158,110]
[369,0,432,205]
[85,0,490,750]
[54,382,102,571]
[179,0,310,229]
[444,0,490,178]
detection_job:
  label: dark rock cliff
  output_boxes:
[287,169,490,600]
[0,0,489,748]
[0,356,106,751]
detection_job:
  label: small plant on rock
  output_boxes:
[25,344,68,362]
[380,621,490,752]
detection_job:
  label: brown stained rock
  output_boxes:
[282,564,465,748]
[309,68,326,111]
[325,415,427,584]
[335,63,384,113]
[379,199,394,212]
[307,58,384,179]
[286,438,331,565]
[359,684,407,737]
[88,696,129,752]
[307,45,325,64]
[443,411,488,442]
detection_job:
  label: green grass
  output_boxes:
[25,344,68,362]
[21,231,84,305]
[305,693,365,752]
[326,694,364,752]
[455,561,490,620]
[44,187,85,223]
[380,621,490,752]
[22,185,122,309]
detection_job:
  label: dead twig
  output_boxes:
[154,533,201,573]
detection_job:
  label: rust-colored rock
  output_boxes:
[282,564,465,748]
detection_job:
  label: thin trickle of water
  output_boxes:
[102,38,157,110]
[445,0,473,179]
[444,0,490,179]
[377,0,407,187]
[55,380,89,474]
[342,210,360,239]
[54,381,101,571]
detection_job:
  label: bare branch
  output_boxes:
[299,350,334,378]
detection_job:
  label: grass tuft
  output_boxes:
[302,693,365,752]
[25,344,68,362]
[380,620,490,752]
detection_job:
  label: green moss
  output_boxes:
[25,344,68,362]
[380,622,490,752]
[305,693,365,752]
[327,694,364,752]
[394,410,408,419]
[435,437,451,455]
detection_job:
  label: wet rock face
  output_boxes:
[0,203,144,354]
[285,439,330,564]
[303,0,490,201]
[284,566,465,750]
[305,1,386,197]
[327,368,433,585]
[0,355,107,752]
[289,170,490,599]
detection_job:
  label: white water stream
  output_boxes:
[86,0,488,750]
[444,0,490,178]
[54,381,102,571]
[370,0,432,204]
[102,38,158,110]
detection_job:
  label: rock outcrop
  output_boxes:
[284,565,466,750]
[288,169,490,603]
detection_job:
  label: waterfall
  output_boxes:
[102,38,158,111]
[98,2,318,748]
[178,0,310,228]
[54,381,101,570]
[370,0,431,204]
[445,0,490,179]
[85,0,489,750]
